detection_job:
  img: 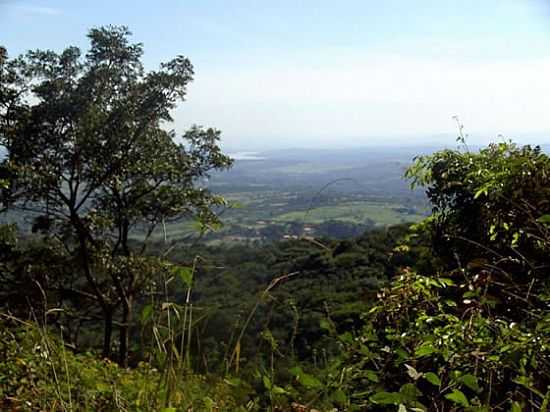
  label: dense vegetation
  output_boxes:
[0,26,232,366]
[1,27,549,411]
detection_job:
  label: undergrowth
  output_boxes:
[0,317,253,411]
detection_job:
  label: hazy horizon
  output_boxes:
[2,0,550,150]
[222,132,550,152]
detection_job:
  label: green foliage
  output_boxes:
[335,266,549,409]
[405,142,550,267]
[0,26,232,364]
[0,318,249,411]
[3,128,550,411]
[332,141,550,410]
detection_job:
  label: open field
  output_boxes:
[273,201,425,225]
[6,147,431,243]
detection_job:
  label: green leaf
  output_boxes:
[289,366,322,389]
[415,344,436,357]
[338,331,353,343]
[369,391,402,405]
[512,231,520,246]
[289,366,302,376]
[95,382,110,392]
[510,401,522,412]
[299,373,322,389]
[272,385,288,395]
[541,388,550,412]
[439,278,455,287]
[424,372,441,387]
[262,375,272,390]
[224,377,243,387]
[161,409,176,412]
[400,383,421,401]
[140,304,153,323]
[537,214,550,224]
[444,389,469,407]
[395,348,409,361]
[365,369,379,383]
[319,319,332,332]
[474,187,488,199]
[203,396,215,409]
[174,266,193,287]
[460,374,481,393]
[331,389,347,404]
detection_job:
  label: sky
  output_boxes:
[2,0,550,150]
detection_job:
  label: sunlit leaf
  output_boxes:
[173,265,193,287]
[262,375,271,390]
[460,374,481,393]
[510,401,522,412]
[140,304,153,322]
[424,372,441,387]
[444,389,469,407]
[415,344,436,357]
[370,391,402,405]
[272,385,288,395]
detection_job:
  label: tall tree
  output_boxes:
[0,26,232,365]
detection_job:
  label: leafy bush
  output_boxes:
[3,141,550,411]
[335,142,550,410]
[338,268,549,410]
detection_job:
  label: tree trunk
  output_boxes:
[119,296,133,367]
[102,308,113,359]
[118,219,133,367]
[72,211,112,359]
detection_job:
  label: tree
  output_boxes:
[405,142,550,271]
[405,141,550,331]
[333,142,550,410]
[0,26,233,365]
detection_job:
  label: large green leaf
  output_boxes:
[400,383,421,401]
[444,389,469,407]
[364,369,379,383]
[415,344,436,357]
[140,304,153,323]
[460,374,481,393]
[331,389,347,404]
[173,265,193,287]
[289,366,322,389]
[510,402,522,412]
[272,385,288,395]
[370,391,402,405]
[424,372,441,387]
[262,375,272,390]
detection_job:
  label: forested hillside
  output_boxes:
[1,27,549,411]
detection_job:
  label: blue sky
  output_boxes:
[2,0,550,149]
